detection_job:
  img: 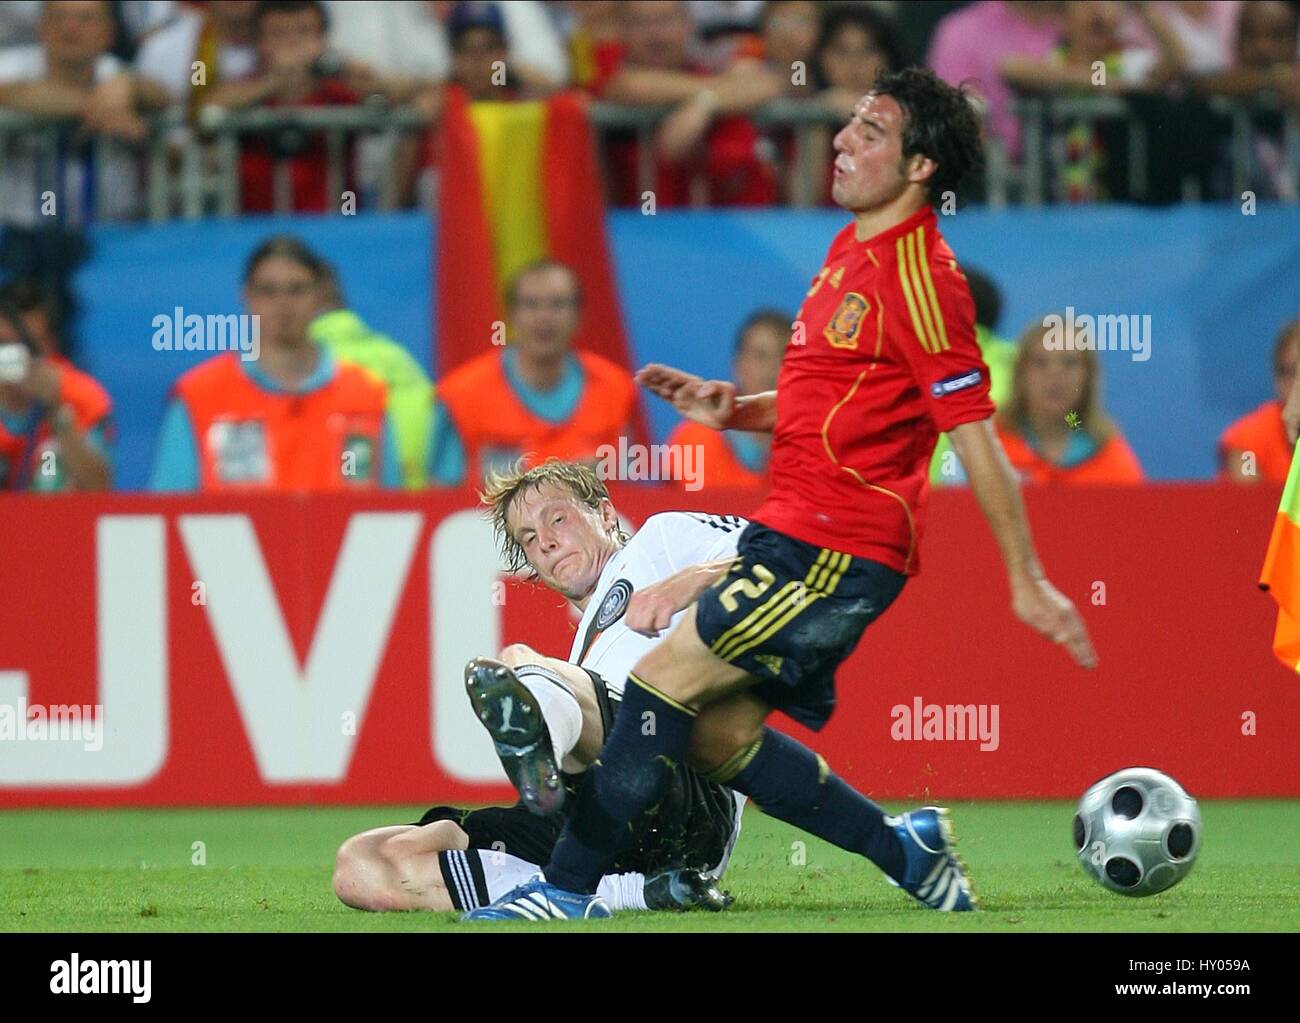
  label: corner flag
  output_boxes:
[1259,443,1300,672]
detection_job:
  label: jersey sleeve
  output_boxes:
[888,255,995,433]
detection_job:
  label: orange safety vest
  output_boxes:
[666,420,768,490]
[0,360,112,491]
[1218,400,1292,484]
[996,423,1145,485]
[438,349,636,479]
[173,352,387,492]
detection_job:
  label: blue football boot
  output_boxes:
[887,806,978,911]
[462,878,612,922]
[464,657,565,816]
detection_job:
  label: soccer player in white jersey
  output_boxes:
[331,459,748,915]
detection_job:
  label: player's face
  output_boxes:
[510,267,580,363]
[244,256,320,348]
[1022,344,1088,422]
[508,483,620,601]
[831,94,923,213]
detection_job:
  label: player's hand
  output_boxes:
[636,363,736,430]
[625,580,682,637]
[1011,575,1098,669]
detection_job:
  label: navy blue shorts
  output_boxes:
[694,522,906,731]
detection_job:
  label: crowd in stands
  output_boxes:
[2,0,1299,221]
[1,230,1295,494]
[0,3,1296,496]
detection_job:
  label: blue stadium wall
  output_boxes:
[72,204,1300,490]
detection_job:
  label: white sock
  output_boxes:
[597,872,648,911]
[514,665,584,770]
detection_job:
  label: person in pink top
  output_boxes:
[926,1,1065,158]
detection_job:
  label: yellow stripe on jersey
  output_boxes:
[916,228,950,352]
[896,234,931,354]
[906,232,941,354]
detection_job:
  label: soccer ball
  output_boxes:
[1072,767,1202,897]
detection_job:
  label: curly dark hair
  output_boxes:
[868,66,983,206]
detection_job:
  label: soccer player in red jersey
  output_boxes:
[466,68,1097,922]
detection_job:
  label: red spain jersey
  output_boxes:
[753,206,994,575]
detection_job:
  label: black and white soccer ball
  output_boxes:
[1073,767,1202,897]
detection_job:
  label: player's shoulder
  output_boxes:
[637,510,748,545]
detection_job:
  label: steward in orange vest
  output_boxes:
[150,349,396,491]
[995,422,1144,485]
[437,347,636,483]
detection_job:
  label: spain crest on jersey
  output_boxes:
[824,292,869,350]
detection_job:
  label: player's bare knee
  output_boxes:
[332,836,390,911]
[689,716,762,776]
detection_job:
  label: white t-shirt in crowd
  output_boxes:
[134,7,256,102]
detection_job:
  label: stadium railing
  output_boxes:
[0,93,1295,221]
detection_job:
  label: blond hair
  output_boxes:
[480,458,629,576]
[997,316,1115,444]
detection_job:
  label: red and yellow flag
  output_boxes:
[434,86,646,443]
[1259,443,1300,672]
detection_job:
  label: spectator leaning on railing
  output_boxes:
[204,0,434,213]
[430,260,637,486]
[134,0,259,110]
[309,260,434,490]
[803,3,906,204]
[0,280,113,492]
[663,307,788,492]
[758,0,820,98]
[927,0,1065,161]
[1000,0,1190,201]
[0,0,171,228]
[595,0,785,207]
[1221,317,1300,484]
[994,316,1145,485]
[1196,0,1300,199]
[149,236,400,492]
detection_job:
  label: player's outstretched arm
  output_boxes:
[626,558,737,637]
[636,363,777,433]
[949,418,1098,669]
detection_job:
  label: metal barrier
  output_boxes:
[1,92,1295,222]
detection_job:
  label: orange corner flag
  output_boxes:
[1259,443,1300,672]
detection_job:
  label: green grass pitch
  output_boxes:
[2,802,1297,931]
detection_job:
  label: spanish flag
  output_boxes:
[1259,444,1300,671]
[434,85,647,443]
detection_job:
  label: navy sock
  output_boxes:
[543,675,696,894]
[730,728,906,881]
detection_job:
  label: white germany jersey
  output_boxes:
[569,511,747,697]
